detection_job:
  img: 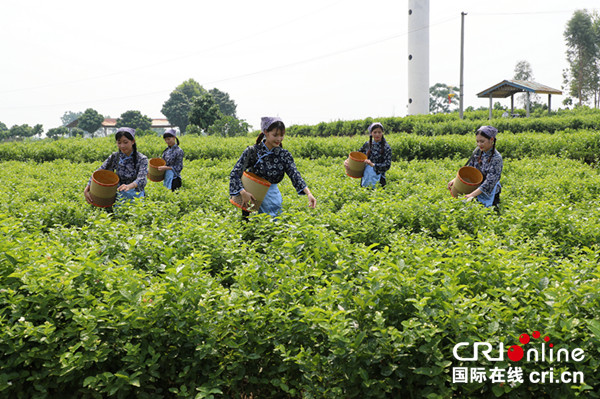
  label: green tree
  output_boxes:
[514,60,533,81]
[116,110,152,131]
[493,102,505,111]
[47,126,69,140]
[513,60,541,109]
[209,88,237,117]
[162,90,191,133]
[78,108,104,137]
[592,11,600,107]
[162,79,208,133]
[177,79,206,99]
[70,127,85,137]
[9,124,33,140]
[61,110,82,126]
[207,115,249,137]
[188,93,221,131]
[429,83,459,114]
[32,124,43,138]
[0,122,8,141]
[564,10,599,106]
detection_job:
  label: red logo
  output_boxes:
[507,331,552,362]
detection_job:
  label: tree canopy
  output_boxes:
[162,79,240,133]
[162,90,192,134]
[564,9,599,107]
[209,88,237,117]
[116,110,152,131]
[47,126,69,140]
[513,60,541,108]
[188,93,221,131]
[206,115,249,137]
[429,83,459,114]
[8,124,38,140]
[161,79,208,133]
[177,78,207,100]
[61,111,82,127]
[78,108,104,137]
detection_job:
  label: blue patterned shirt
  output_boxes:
[358,140,392,177]
[162,144,184,177]
[229,141,307,196]
[89,151,148,192]
[467,147,503,196]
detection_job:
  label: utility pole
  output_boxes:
[459,11,466,119]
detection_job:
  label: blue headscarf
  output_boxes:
[368,122,384,134]
[476,125,498,138]
[116,127,136,138]
[261,116,283,132]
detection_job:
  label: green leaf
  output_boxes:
[492,384,505,397]
[586,319,600,338]
[83,376,96,386]
[4,253,18,266]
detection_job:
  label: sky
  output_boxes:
[1,0,599,132]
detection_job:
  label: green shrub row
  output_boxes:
[1,130,599,164]
[286,112,498,137]
[1,156,600,397]
[413,115,600,136]
[284,109,600,136]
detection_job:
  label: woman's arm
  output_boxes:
[282,151,308,194]
[229,147,253,196]
[303,187,317,208]
[131,155,148,192]
[169,148,184,174]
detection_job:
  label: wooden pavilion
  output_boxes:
[477,80,562,119]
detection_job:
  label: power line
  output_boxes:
[472,9,595,16]
[203,16,459,85]
[0,14,459,111]
[0,0,347,96]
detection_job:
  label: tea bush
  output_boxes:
[0,143,599,397]
[283,109,600,136]
[1,129,600,163]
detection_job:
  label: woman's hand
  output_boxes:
[83,185,94,204]
[365,159,374,167]
[304,188,317,208]
[464,188,482,200]
[447,180,454,191]
[157,166,171,171]
[118,183,135,192]
[240,189,256,210]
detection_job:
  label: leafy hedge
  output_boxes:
[285,112,498,137]
[1,130,600,164]
[412,115,600,136]
[1,157,600,397]
[284,109,600,136]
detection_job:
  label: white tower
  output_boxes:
[407,0,430,115]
